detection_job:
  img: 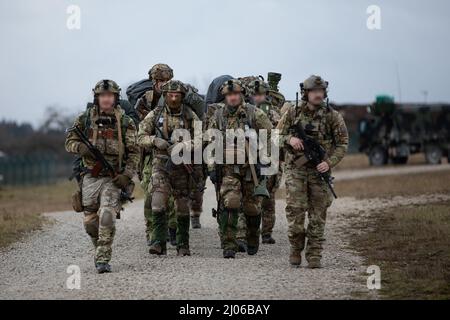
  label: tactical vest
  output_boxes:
[153,104,195,140]
[79,105,131,170]
[294,102,336,156]
[214,103,256,131]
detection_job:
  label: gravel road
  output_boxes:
[1,167,449,300]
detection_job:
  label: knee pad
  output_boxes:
[243,202,260,216]
[223,192,241,210]
[83,212,99,238]
[99,209,115,228]
[152,191,169,212]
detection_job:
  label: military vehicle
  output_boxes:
[358,96,450,166]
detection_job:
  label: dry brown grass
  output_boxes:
[352,202,450,299]
[0,180,76,247]
[335,170,450,199]
[334,153,434,171]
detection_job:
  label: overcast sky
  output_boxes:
[1,0,449,126]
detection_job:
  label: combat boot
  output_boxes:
[223,249,236,259]
[262,234,276,244]
[149,242,167,255]
[237,240,248,253]
[168,227,177,246]
[95,262,111,274]
[247,245,259,256]
[191,216,201,229]
[177,247,191,256]
[289,249,302,267]
[307,257,322,269]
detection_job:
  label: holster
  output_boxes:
[71,189,84,213]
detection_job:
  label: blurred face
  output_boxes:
[307,89,325,106]
[166,92,183,109]
[154,80,167,94]
[98,92,116,112]
[225,92,242,108]
[252,93,266,105]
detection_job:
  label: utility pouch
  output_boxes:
[71,189,84,213]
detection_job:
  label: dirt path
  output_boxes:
[1,166,449,300]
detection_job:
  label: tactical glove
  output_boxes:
[153,137,170,150]
[112,174,131,189]
[78,144,95,159]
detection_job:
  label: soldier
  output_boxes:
[207,79,272,258]
[137,80,202,256]
[277,75,348,268]
[65,80,139,273]
[246,79,282,245]
[134,63,178,246]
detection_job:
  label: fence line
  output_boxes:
[0,155,73,186]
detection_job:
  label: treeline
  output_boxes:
[0,106,76,162]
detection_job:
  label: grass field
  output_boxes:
[352,202,450,299]
[0,180,76,247]
[0,178,146,248]
[335,169,450,199]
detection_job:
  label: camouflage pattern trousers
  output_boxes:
[149,158,203,250]
[284,164,333,261]
[236,171,282,241]
[141,155,176,242]
[81,173,121,264]
[219,166,262,251]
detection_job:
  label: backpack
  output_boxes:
[205,75,234,108]
[126,79,205,120]
[184,84,205,120]
[126,79,153,108]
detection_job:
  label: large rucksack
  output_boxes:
[184,84,205,120]
[126,79,153,108]
[126,79,205,120]
[205,75,234,108]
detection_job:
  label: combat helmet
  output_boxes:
[247,80,270,96]
[161,80,188,96]
[148,63,174,81]
[92,79,121,95]
[220,79,245,95]
[300,75,328,100]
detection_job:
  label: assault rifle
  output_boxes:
[153,124,205,193]
[66,125,134,218]
[290,93,337,199]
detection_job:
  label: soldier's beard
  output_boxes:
[167,101,182,112]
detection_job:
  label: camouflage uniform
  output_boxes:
[207,79,272,258]
[277,75,348,267]
[138,80,202,256]
[65,80,139,271]
[235,80,282,244]
[134,64,178,243]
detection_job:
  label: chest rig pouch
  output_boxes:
[215,104,256,179]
